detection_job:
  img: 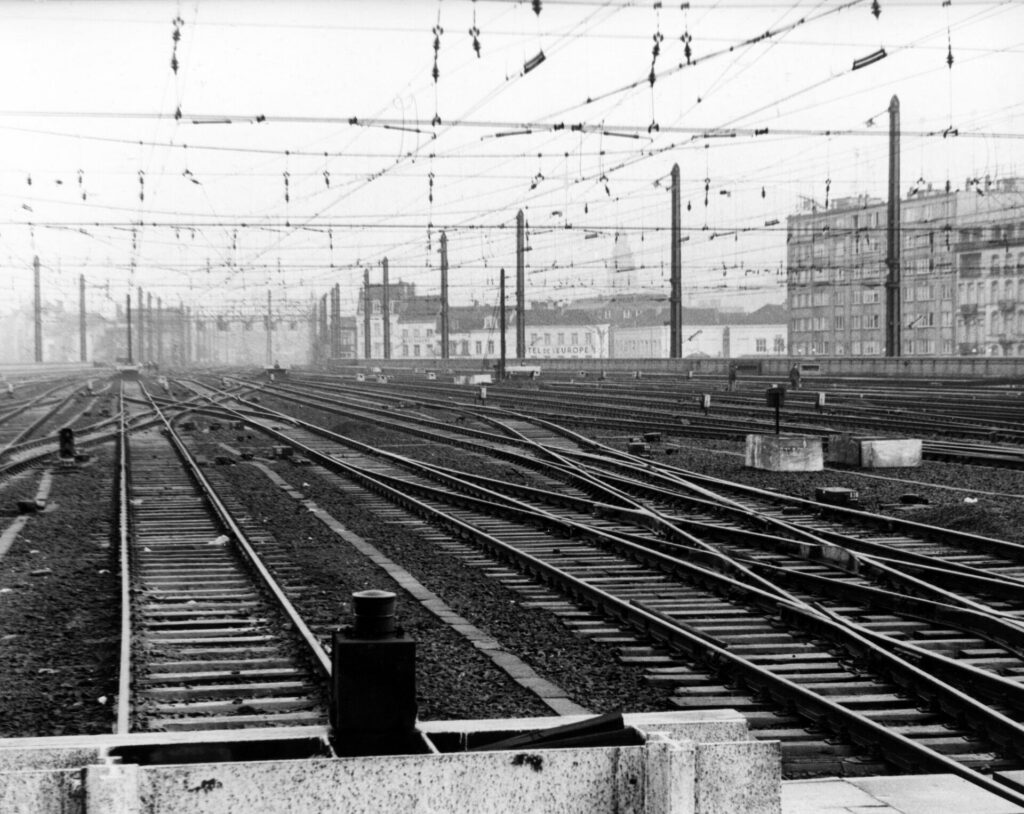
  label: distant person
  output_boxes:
[727,364,737,392]
[789,364,801,390]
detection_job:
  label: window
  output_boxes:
[756,338,767,352]
[401,344,409,357]
[557,333,565,345]
[531,333,539,344]
[413,345,421,357]
[571,332,578,345]
[835,315,845,330]
[475,341,482,355]
[585,332,593,346]
[460,340,469,355]
[773,336,786,352]
[402,329,409,340]
[487,340,494,354]
[867,314,880,328]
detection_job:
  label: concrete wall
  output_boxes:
[349,355,1024,380]
[0,712,781,814]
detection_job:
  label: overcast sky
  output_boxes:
[1,0,1022,318]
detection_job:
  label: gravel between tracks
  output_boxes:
[631,436,1024,545]
[197,422,679,721]
[0,449,120,737]
[6,391,1024,738]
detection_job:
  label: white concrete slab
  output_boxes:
[849,774,1024,814]
[784,775,1024,814]
[746,434,823,472]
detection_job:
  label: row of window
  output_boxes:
[399,340,497,358]
[959,279,1024,305]
[529,331,593,346]
[793,339,958,356]
[959,224,1024,244]
[962,313,1024,335]
[753,337,787,353]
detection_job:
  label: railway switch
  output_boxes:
[331,590,418,756]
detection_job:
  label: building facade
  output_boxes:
[787,179,1024,357]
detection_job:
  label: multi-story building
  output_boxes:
[954,183,1024,356]
[787,178,1024,357]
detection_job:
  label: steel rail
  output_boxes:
[140,385,332,677]
[241,418,1024,808]
[230,381,1024,613]
[503,407,1024,566]
[114,383,133,735]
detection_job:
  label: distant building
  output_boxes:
[954,185,1024,356]
[609,304,787,359]
[334,285,785,363]
[786,178,1024,357]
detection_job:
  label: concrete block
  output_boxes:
[0,713,780,814]
[825,434,862,466]
[0,767,84,813]
[826,434,921,469]
[85,763,140,814]
[745,434,823,472]
[860,437,921,468]
[644,733,696,814]
[694,740,781,814]
[135,747,648,814]
[0,745,101,772]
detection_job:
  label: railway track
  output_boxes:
[283,373,1024,469]
[169,382,1024,802]
[117,382,330,732]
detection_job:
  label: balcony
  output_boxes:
[998,299,1018,313]
[959,304,979,320]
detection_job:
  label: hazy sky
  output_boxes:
[1,0,1022,318]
